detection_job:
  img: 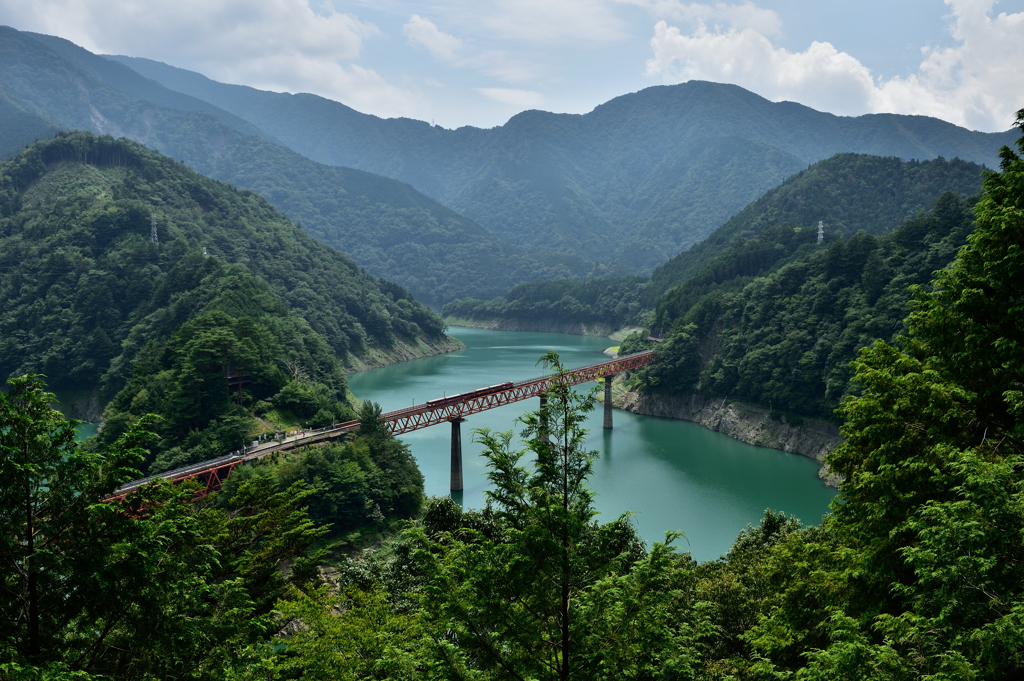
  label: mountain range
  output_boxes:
[442,153,988,333]
[0,25,1015,308]
[0,27,618,308]
[108,53,1015,273]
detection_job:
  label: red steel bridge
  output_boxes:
[106,350,654,500]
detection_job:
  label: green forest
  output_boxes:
[0,132,458,470]
[443,153,985,336]
[443,276,651,333]
[3,21,1024,681]
[109,52,1013,273]
[0,28,627,308]
[2,111,1023,680]
[636,190,978,420]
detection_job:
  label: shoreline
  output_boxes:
[445,318,640,342]
[345,334,465,373]
[55,333,467,423]
[599,382,843,488]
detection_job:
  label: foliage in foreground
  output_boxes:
[0,376,326,680]
[219,400,425,537]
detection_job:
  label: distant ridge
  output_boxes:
[109,54,1016,272]
[0,26,619,307]
[442,153,988,333]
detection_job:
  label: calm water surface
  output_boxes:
[349,327,836,561]
[75,422,99,441]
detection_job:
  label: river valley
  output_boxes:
[349,327,836,562]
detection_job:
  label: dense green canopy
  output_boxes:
[2,119,1023,676]
[638,190,978,419]
[0,132,450,392]
[0,27,624,308]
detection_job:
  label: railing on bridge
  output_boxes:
[379,349,653,435]
[105,349,654,500]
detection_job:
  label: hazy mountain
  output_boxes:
[648,153,988,300]
[0,26,619,308]
[441,153,987,332]
[110,54,1016,273]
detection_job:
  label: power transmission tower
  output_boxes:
[817,220,824,244]
[150,213,158,243]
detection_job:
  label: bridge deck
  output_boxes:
[107,349,654,499]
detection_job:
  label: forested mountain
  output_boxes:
[443,153,986,334]
[0,27,619,307]
[443,276,651,334]
[110,52,1016,272]
[0,132,461,468]
[0,90,58,160]
[638,190,978,420]
[648,152,987,299]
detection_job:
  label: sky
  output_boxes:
[2,0,1022,132]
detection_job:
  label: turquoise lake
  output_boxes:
[348,327,836,561]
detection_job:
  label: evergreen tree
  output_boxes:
[747,109,1024,679]
[415,351,694,680]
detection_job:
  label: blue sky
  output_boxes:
[3,0,1022,131]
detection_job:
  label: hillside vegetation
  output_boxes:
[638,190,977,421]
[0,132,459,469]
[112,53,1015,273]
[649,152,987,299]
[444,153,986,335]
[0,27,620,308]
[443,276,651,334]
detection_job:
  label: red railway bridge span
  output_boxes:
[107,350,654,501]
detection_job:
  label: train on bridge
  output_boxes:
[105,350,655,501]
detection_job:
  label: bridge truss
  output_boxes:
[106,350,654,500]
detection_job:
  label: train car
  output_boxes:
[426,382,514,407]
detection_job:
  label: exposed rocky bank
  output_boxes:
[606,385,843,487]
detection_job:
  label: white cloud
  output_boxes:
[477,87,545,108]
[473,51,542,84]
[642,0,1024,132]
[434,0,629,44]
[403,14,463,61]
[401,12,542,83]
[620,0,781,36]
[0,0,426,119]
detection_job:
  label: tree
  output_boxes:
[0,375,329,679]
[640,323,700,394]
[747,109,1024,679]
[416,351,690,680]
[0,375,145,664]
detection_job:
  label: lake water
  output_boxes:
[75,422,99,441]
[348,327,836,561]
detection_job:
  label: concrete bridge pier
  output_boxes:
[450,418,466,491]
[603,374,615,429]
